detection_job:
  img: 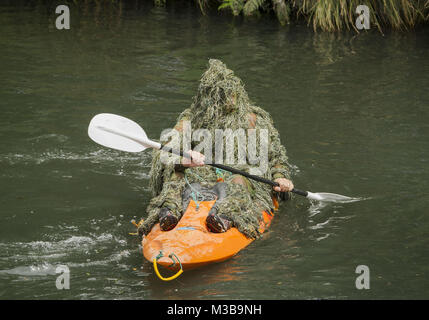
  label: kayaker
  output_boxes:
[138,59,294,239]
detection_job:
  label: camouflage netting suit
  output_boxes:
[138,59,292,239]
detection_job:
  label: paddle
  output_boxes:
[88,113,355,202]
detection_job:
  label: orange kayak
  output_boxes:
[142,197,278,273]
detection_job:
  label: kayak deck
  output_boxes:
[142,199,276,271]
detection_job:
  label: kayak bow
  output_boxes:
[142,197,278,278]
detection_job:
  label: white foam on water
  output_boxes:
[0,263,57,276]
[67,250,132,268]
[306,199,358,243]
[0,231,131,277]
[0,149,150,166]
[309,218,332,230]
[308,201,329,217]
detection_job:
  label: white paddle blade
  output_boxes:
[88,113,148,153]
[308,192,362,203]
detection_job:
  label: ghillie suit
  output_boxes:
[139,59,292,239]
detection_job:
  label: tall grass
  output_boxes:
[214,0,428,31]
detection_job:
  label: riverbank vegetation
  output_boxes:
[155,0,427,32]
[8,0,429,32]
[213,0,429,31]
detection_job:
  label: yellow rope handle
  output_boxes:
[153,255,183,281]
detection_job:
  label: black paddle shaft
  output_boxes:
[159,145,308,198]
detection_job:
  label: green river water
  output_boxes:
[0,1,428,299]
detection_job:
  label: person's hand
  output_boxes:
[182,150,205,167]
[273,178,294,192]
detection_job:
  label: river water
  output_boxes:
[1,1,428,299]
